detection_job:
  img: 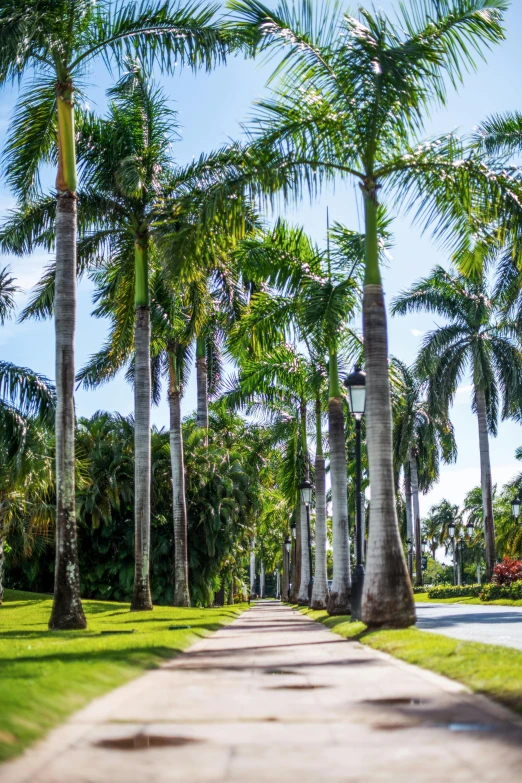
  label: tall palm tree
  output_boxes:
[228,0,513,627]
[393,267,522,581]
[0,0,234,628]
[391,359,456,585]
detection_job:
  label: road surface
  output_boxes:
[416,601,522,650]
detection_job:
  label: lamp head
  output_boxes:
[299,479,314,507]
[344,365,366,420]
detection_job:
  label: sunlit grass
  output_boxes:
[0,589,246,763]
[299,607,522,716]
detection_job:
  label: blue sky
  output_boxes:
[1,0,522,517]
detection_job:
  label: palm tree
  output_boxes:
[391,359,456,585]
[227,0,513,627]
[422,515,441,562]
[0,0,234,628]
[392,267,522,581]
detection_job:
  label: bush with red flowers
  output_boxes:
[492,557,522,586]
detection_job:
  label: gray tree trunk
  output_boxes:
[49,194,86,630]
[250,544,256,596]
[361,284,415,627]
[291,505,301,602]
[196,356,209,432]
[327,397,351,615]
[296,499,311,604]
[404,465,413,580]
[169,388,190,607]
[131,307,153,610]
[260,560,265,598]
[0,534,4,604]
[311,453,328,609]
[409,453,423,587]
[475,388,496,581]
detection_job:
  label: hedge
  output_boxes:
[480,582,522,601]
[427,584,482,599]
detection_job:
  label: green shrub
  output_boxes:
[480,582,522,601]
[427,584,482,599]
[413,585,431,593]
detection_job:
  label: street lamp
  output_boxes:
[299,479,314,605]
[345,365,367,420]
[344,365,366,621]
[512,494,521,521]
[448,522,456,539]
[466,519,474,538]
[406,538,413,555]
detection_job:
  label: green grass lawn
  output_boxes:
[414,592,522,606]
[299,607,522,716]
[0,589,246,764]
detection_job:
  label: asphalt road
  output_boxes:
[416,602,522,651]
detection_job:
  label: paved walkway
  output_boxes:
[416,602,522,650]
[3,602,522,783]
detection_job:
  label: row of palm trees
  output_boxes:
[2,0,522,629]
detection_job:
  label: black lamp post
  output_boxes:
[344,365,366,621]
[284,535,291,600]
[299,479,314,605]
[512,494,521,521]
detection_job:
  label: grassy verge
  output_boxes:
[0,589,246,764]
[414,592,522,606]
[299,607,522,716]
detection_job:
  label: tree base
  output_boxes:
[130,583,153,612]
[361,586,416,629]
[327,589,351,616]
[310,597,328,610]
[173,590,191,608]
[48,601,87,631]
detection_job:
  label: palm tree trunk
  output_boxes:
[409,452,423,587]
[296,498,311,604]
[168,353,190,607]
[327,346,351,615]
[361,189,415,628]
[260,560,265,598]
[0,533,4,604]
[131,238,153,611]
[196,336,208,435]
[297,399,311,605]
[49,190,86,630]
[475,387,496,581]
[290,508,298,601]
[311,397,328,609]
[250,543,256,596]
[404,464,413,580]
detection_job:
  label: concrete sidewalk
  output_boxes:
[2,601,522,782]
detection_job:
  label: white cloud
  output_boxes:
[410,328,425,337]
